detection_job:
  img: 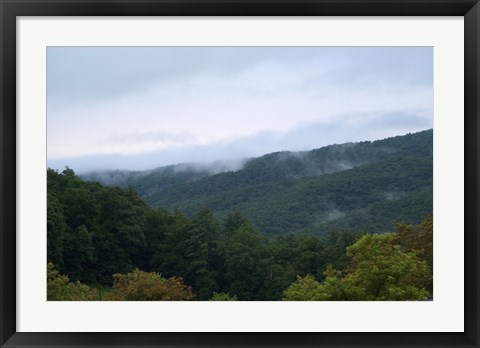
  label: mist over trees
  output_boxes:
[83,130,433,236]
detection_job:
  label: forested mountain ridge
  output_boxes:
[47,168,363,300]
[83,129,432,235]
[47,168,433,301]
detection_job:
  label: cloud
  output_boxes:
[97,131,197,154]
[104,131,196,144]
[47,47,433,169]
[48,112,432,173]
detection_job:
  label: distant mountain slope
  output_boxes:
[83,129,433,235]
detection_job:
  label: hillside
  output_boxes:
[47,168,433,300]
[83,129,433,235]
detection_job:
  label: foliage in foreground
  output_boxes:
[283,229,432,301]
[47,262,97,301]
[105,269,194,301]
[47,167,358,300]
[47,168,432,301]
[48,265,194,301]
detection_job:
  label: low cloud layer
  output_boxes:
[48,114,431,173]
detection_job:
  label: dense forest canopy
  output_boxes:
[83,129,432,235]
[48,167,362,300]
[48,130,433,301]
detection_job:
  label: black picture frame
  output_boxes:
[1,1,479,347]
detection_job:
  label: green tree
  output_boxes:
[223,211,251,236]
[344,233,430,300]
[93,186,148,278]
[105,269,194,301]
[283,274,327,301]
[62,225,94,281]
[284,233,430,301]
[182,207,221,300]
[47,263,97,301]
[394,215,433,269]
[223,224,267,300]
[148,210,191,280]
[393,215,433,294]
[47,193,66,267]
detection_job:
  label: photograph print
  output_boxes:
[47,46,433,301]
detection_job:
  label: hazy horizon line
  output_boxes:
[48,128,433,175]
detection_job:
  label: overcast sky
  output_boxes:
[47,47,433,173]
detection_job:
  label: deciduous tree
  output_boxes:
[106,269,194,301]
